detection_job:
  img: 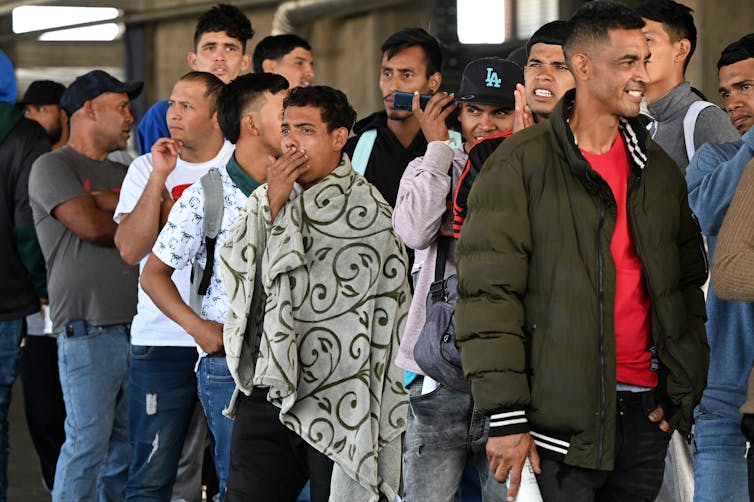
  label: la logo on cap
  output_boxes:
[485,67,502,88]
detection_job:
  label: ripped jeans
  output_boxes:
[125,345,198,501]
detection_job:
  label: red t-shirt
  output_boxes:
[581,134,657,388]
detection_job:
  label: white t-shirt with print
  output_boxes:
[152,163,251,332]
[114,141,235,347]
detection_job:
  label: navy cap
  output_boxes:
[60,70,143,116]
[456,57,523,109]
[18,80,66,106]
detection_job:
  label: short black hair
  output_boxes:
[283,86,356,134]
[217,73,288,143]
[252,34,312,73]
[526,20,572,56]
[193,4,254,52]
[564,1,645,60]
[381,27,443,77]
[176,71,224,116]
[635,0,696,71]
[717,33,754,70]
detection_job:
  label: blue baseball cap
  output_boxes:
[60,70,143,116]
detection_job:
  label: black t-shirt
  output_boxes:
[344,111,428,208]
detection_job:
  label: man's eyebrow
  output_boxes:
[381,64,416,72]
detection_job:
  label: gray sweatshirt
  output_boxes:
[392,141,467,374]
[646,82,739,169]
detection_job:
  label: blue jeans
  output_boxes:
[0,319,23,502]
[53,324,131,502]
[197,356,234,502]
[402,378,506,502]
[693,401,749,502]
[125,345,198,501]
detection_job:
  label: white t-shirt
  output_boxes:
[152,163,252,329]
[114,141,235,347]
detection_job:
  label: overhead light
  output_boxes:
[457,0,506,44]
[39,23,122,42]
[12,6,120,41]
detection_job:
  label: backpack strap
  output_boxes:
[351,129,377,175]
[683,101,716,162]
[197,168,224,296]
[448,130,463,150]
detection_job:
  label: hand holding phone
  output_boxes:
[411,91,458,143]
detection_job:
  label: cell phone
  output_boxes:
[65,319,88,338]
[392,91,432,111]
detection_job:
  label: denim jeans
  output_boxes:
[196,356,234,502]
[125,345,198,501]
[53,323,131,502]
[692,401,748,502]
[402,378,506,502]
[0,319,23,502]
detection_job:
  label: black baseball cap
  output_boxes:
[456,57,524,109]
[18,80,66,106]
[60,70,143,116]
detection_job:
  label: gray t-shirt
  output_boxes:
[29,146,138,332]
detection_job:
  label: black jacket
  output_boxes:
[0,105,50,319]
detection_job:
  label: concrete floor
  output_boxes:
[8,378,51,501]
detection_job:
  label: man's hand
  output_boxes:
[513,84,535,133]
[487,433,540,502]
[90,189,120,212]
[267,149,309,222]
[413,91,458,143]
[648,403,674,434]
[190,319,225,355]
[151,137,181,177]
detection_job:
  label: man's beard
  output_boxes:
[46,123,62,145]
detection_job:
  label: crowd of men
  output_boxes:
[2,0,754,501]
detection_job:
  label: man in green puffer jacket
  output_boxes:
[455,2,709,501]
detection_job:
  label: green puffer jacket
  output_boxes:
[455,90,709,471]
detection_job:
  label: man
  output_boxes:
[140,73,290,501]
[455,2,709,501]
[393,57,523,502]
[28,69,142,501]
[636,0,738,169]
[137,3,253,155]
[515,20,576,129]
[19,80,69,151]
[219,85,409,502]
[14,80,67,495]
[685,33,754,502]
[0,50,50,502]
[343,27,443,208]
[114,71,233,501]
[253,34,315,88]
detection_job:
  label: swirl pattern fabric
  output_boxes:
[220,156,410,501]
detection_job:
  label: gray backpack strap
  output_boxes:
[351,129,377,175]
[683,101,716,162]
[189,168,225,313]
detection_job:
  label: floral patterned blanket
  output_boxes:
[220,156,410,501]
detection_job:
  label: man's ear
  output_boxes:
[83,100,96,120]
[244,113,259,137]
[570,53,590,81]
[240,53,251,73]
[187,51,198,71]
[428,71,442,93]
[331,127,348,151]
[675,39,691,66]
[261,59,276,73]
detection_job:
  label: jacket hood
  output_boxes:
[0,102,22,144]
[352,111,387,135]
[549,89,652,192]
[0,50,17,104]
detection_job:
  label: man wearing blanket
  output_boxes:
[220,85,410,502]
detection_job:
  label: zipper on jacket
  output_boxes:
[596,195,607,468]
[626,184,695,414]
